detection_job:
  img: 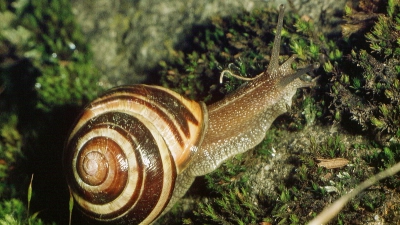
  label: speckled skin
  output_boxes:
[163,4,317,217]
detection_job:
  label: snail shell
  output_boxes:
[64,85,207,224]
[64,4,318,225]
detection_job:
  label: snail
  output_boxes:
[63,4,319,225]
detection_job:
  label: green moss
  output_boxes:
[0,198,55,225]
[0,175,52,225]
[194,187,262,225]
[365,143,400,187]
[327,0,400,145]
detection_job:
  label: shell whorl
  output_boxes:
[63,85,207,224]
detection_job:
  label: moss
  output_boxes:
[0,198,55,225]
[327,0,400,145]
[188,155,266,224]
[365,143,400,188]
[274,130,400,225]
[268,131,398,224]
[194,187,263,225]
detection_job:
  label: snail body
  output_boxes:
[64,5,318,225]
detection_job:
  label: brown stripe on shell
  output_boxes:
[93,85,200,139]
[91,95,184,148]
[65,111,177,223]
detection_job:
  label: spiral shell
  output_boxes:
[63,85,207,224]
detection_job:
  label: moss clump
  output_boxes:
[0,198,56,225]
[268,131,400,224]
[365,142,400,188]
[327,0,400,144]
[194,187,263,225]
[190,136,276,225]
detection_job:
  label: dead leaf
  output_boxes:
[317,158,349,169]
